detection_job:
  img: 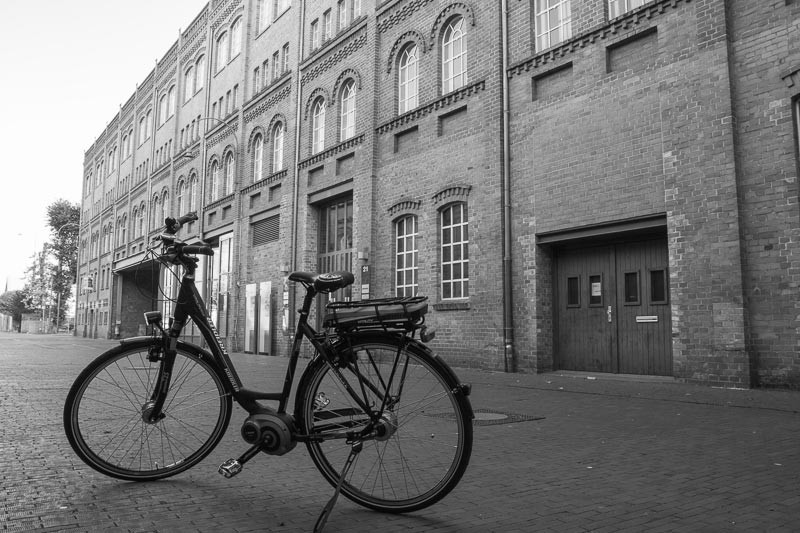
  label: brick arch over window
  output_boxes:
[333,68,363,97]
[387,31,428,74]
[432,184,471,206]
[304,87,330,119]
[388,197,423,218]
[267,113,288,135]
[206,154,221,176]
[247,126,267,153]
[429,2,476,49]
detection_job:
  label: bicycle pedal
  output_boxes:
[218,459,243,478]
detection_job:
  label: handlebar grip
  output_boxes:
[182,245,213,255]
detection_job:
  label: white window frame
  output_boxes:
[340,80,356,141]
[608,0,646,19]
[225,152,235,195]
[323,10,332,40]
[398,45,419,114]
[196,56,206,90]
[442,17,467,95]
[440,203,469,300]
[231,18,243,57]
[216,32,229,72]
[312,98,326,154]
[273,123,284,171]
[253,134,263,182]
[210,161,220,201]
[535,0,572,51]
[311,19,320,49]
[189,174,198,211]
[395,215,419,297]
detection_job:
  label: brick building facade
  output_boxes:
[78,0,800,388]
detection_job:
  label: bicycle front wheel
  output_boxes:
[295,334,473,513]
[63,340,232,481]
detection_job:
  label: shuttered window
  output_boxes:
[252,215,280,246]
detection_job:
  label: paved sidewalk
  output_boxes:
[1,332,799,532]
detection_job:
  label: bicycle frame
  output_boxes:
[149,258,370,425]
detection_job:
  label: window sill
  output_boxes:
[433,301,470,311]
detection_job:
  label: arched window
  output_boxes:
[231,18,243,57]
[312,98,326,154]
[272,122,284,172]
[161,190,169,224]
[210,161,220,201]
[138,116,147,143]
[399,45,419,114]
[184,66,195,102]
[225,152,235,195]
[253,134,264,182]
[139,203,146,237]
[196,56,206,90]
[159,94,168,125]
[176,180,186,215]
[442,17,467,94]
[131,208,138,238]
[145,109,153,138]
[120,214,127,245]
[340,80,356,141]
[152,194,161,227]
[189,173,199,211]
[167,85,176,117]
[216,32,229,72]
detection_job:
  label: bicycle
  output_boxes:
[63,212,474,531]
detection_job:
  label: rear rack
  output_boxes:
[323,296,428,331]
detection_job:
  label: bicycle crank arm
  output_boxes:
[313,440,363,533]
[218,441,263,478]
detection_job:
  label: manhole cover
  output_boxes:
[425,408,544,426]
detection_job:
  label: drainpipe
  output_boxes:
[290,1,306,277]
[500,0,516,372]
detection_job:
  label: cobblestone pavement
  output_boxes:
[2,332,800,532]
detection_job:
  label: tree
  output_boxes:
[46,200,80,328]
[0,290,33,331]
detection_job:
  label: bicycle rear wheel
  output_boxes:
[295,334,473,513]
[63,340,232,481]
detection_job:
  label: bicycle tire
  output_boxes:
[295,333,473,513]
[63,339,232,481]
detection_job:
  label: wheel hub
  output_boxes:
[374,412,398,441]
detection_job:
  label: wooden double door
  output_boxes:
[555,238,672,375]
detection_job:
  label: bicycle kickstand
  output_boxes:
[313,440,363,533]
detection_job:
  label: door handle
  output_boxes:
[607,305,612,323]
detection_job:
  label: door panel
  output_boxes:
[555,238,672,376]
[615,240,672,375]
[555,246,616,372]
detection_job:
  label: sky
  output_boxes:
[0,0,209,291]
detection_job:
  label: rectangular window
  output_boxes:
[441,203,469,299]
[262,60,269,86]
[272,51,280,80]
[567,276,580,307]
[323,10,332,40]
[395,215,419,297]
[311,19,320,49]
[608,0,646,19]
[589,274,602,306]
[534,0,572,51]
[281,43,289,73]
[338,0,348,31]
[253,67,260,95]
[649,268,668,304]
[624,271,640,305]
